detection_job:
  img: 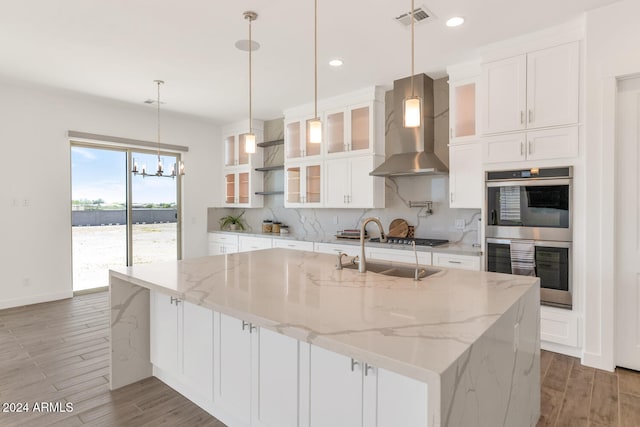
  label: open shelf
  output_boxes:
[257,139,284,148]
[255,165,284,172]
[255,191,285,196]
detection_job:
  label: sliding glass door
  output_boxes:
[71,143,181,291]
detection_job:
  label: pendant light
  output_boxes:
[132,80,185,178]
[403,0,422,128]
[308,0,322,143]
[244,11,257,154]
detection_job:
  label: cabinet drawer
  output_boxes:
[314,242,359,257]
[432,253,481,271]
[367,247,432,266]
[238,236,273,252]
[208,232,239,245]
[540,306,579,347]
[273,239,314,251]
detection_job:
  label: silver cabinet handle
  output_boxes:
[528,141,533,155]
[520,111,524,124]
[170,296,181,305]
[450,192,454,203]
[364,363,375,376]
[249,324,257,333]
[242,320,250,331]
[343,195,346,203]
[528,109,533,123]
[448,260,462,264]
[520,142,524,156]
[350,358,359,372]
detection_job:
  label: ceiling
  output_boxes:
[0,0,619,124]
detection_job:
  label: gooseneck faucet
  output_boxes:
[359,217,387,273]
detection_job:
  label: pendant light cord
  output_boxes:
[410,0,415,98]
[156,80,161,166]
[314,0,318,120]
[249,15,253,130]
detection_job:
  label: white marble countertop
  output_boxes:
[110,249,535,384]
[209,229,483,256]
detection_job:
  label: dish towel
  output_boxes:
[510,240,536,276]
[500,186,521,222]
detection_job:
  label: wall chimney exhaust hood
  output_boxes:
[370,74,448,177]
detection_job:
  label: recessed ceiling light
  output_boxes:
[329,59,343,67]
[446,17,464,27]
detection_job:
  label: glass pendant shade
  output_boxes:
[309,118,322,144]
[403,96,422,128]
[245,133,256,153]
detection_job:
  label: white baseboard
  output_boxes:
[0,290,73,310]
[582,351,615,372]
[541,340,583,358]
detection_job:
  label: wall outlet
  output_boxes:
[333,216,339,225]
[454,219,465,230]
[300,215,306,223]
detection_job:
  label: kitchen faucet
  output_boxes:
[359,217,387,273]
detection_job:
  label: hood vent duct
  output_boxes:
[370,74,448,177]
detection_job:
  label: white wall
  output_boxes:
[0,78,219,309]
[583,0,640,370]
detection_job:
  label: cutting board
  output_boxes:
[388,218,409,238]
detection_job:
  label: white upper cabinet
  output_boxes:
[480,41,580,135]
[221,120,264,208]
[483,126,578,164]
[284,116,322,161]
[324,155,384,209]
[284,161,323,208]
[325,103,380,157]
[450,78,479,142]
[449,142,482,208]
[526,42,580,129]
[480,55,527,134]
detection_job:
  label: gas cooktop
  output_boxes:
[369,237,449,247]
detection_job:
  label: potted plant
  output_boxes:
[220,211,246,231]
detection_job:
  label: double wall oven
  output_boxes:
[485,167,573,309]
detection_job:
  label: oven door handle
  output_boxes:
[486,178,571,187]
[486,238,572,249]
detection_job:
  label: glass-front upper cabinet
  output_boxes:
[224,133,252,167]
[350,105,370,152]
[325,104,372,157]
[450,79,477,142]
[285,117,323,160]
[326,110,345,155]
[284,162,322,207]
[224,171,258,207]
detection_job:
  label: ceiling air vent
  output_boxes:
[395,6,435,26]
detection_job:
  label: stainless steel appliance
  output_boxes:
[486,238,572,309]
[370,237,449,247]
[486,167,572,241]
[485,167,573,308]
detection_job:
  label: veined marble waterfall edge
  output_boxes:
[439,283,540,427]
[109,276,152,390]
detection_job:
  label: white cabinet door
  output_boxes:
[449,143,482,208]
[482,133,526,163]
[314,242,360,257]
[450,78,478,142]
[526,42,579,129]
[374,368,429,427]
[182,301,213,401]
[215,313,252,424]
[324,157,349,207]
[480,55,527,134]
[526,126,579,161]
[150,291,179,373]
[309,345,362,427]
[256,328,299,427]
[348,155,377,208]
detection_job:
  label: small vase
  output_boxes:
[229,223,240,231]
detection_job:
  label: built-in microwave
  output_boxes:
[485,167,572,241]
[486,238,572,309]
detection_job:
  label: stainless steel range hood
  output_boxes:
[370,74,448,177]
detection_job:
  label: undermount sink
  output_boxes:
[342,261,441,279]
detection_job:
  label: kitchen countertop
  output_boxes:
[209,229,483,256]
[110,248,535,383]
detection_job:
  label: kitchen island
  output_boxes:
[109,248,540,427]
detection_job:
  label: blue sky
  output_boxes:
[71,146,177,204]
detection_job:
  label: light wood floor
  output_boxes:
[1,292,639,426]
[0,291,224,426]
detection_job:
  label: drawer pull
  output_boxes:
[448,260,462,264]
[350,358,360,372]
